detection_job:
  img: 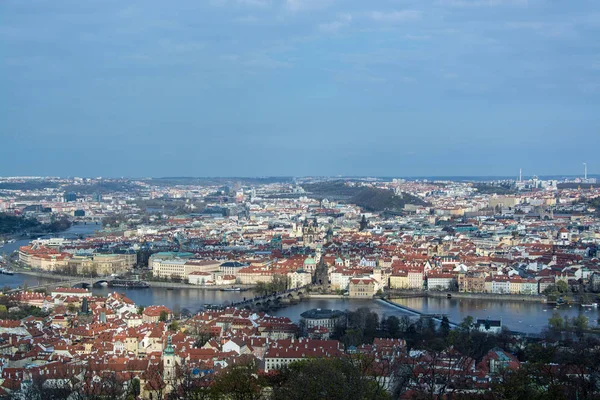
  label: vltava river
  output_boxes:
[1,271,596,333]
[2,223,597,334]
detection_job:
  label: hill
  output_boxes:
[302,181,429,212]
[0,213,41,235]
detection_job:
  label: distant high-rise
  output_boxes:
[63,192,77,202]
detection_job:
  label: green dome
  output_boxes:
[304,257,316,265]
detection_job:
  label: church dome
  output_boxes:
[304,256,316,265]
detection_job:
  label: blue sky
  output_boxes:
[1,0,599,178]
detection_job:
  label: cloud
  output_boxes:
[505,21,577,39]
[404,34,431,40]
[245,56,292,69]
[158,39,205,53]
[238,0,271,6]
[221,53,292,69]
[233,15,261,24]
[368,10,420,23]
[285,0,334,12]
[437,0,529,7]
[318,14,352,33]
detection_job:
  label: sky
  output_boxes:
[1,0,599,178]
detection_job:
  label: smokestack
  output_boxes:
[584,163,587,180]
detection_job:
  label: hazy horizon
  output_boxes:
[2,173,598,181]
[1,0,599,177]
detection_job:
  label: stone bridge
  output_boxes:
[230,285,310,309]
[8,276,114,294]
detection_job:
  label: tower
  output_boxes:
[163,335,180,382]
[302,218,319,247]
[584,162,587,181]
[519,168,522,182]
[325,226,334,244]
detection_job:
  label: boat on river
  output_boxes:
[220,287,242,292]
[109,279,150,289]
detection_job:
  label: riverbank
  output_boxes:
[10,268,72,282]
[305,294,345,299]
[10,267,259,292]
[147,280,255,291]
[427,292,545,303]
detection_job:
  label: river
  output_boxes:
[392,296,599,334]
[2,270,596,333]
[0,223,102,256]
[1,224,598,333]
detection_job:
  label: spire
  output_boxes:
[164,335,175,356]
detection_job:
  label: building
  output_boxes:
[348,277,377,298]
[66,253,135,276]
[151,258,220,280]
[389,271,409,289]
[590,273,600,292]
[264,338,342,372]
[300,308,345,333]
[51,287,92,298]
[287,269,312,289]
[458,273,486,293]
[187,271,213,285]
[427,273,455,291]
[63,192,77,202]
[302,218,319,247]
[330,268,361,291]
[485,276,511,294]
[219,261,248,276]
[142,305,172,323]
[407,269,424,290]
[538,277,556,294]
[474,319,503,334]
[18,246,70,271]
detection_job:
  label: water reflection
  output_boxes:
[393,297,599,333]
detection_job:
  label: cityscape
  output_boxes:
[0,173,599,399]
[3,0,600,398]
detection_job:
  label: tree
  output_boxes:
[440,316,451,338]
[385,316,400,338]
[170,363,213,400]
[160,310,169,322]
[210,359,265,400]
[271,274,288,292]
[572,314,588,333]
[254,281,269,296]
[272,358,390,400]
[556,280,568,294]
[137,305,145,315]
[459,316,474,333]
[345,307,379,344]
[548,312,565,331]
[543,284,558,295]
[169,321,180,332]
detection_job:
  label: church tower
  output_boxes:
[302,218,319,247]
[163,335,180,382]
[325,226,333,244]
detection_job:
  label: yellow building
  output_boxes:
[348,277,377,298]
[389,272,409,289]
[66,254,134,276]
